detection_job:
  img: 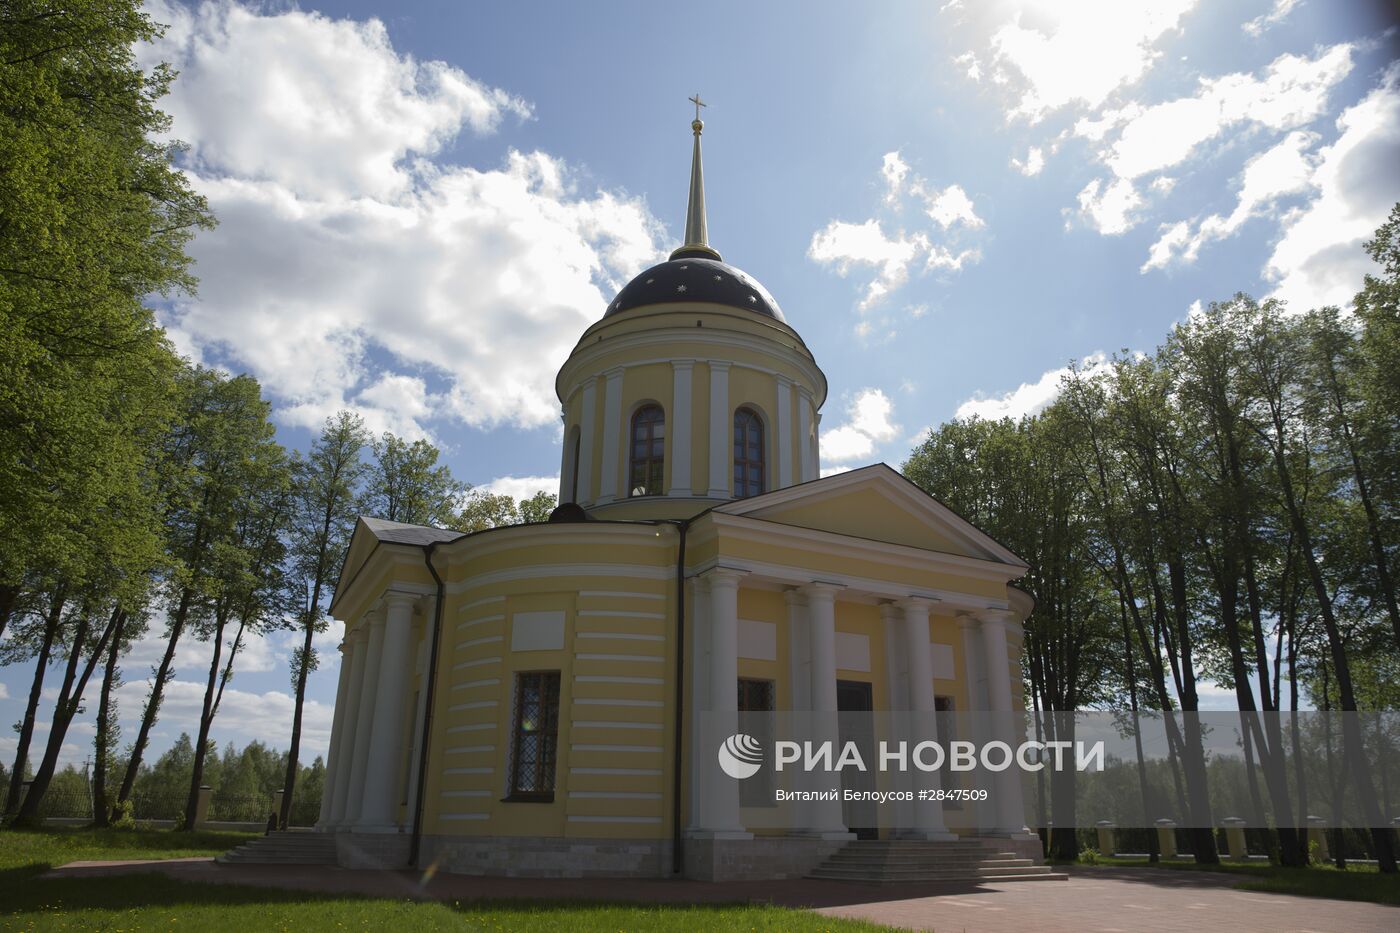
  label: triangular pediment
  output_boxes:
[715,464,1026,567]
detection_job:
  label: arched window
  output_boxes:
[629,405,665,496]
[733,407,765,498]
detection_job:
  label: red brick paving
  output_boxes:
[41,859,1399,932]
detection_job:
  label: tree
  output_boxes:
[280,412,369,828]
[518,490,558,524]
[364,433,465,527]
[0,1,212,633]
[451,489,557,533]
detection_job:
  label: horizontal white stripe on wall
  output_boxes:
[574,675,663,685]
[577,591,665,601]
[572,745,662,753]
[451,656,502,672]
[446,722,496,734]
[455,635,504,651]
[568,791,662,800]
[573,698,663,708]
[455,614,504,633]
[457,595,506,614]
[448,700,497,712]
[576,632,665,642]
[566,816,662,824]
[440,790,490,798]
[570,767,662,776]
[450,678,500,692]
[441,813,491,821]
[445,745,495,755]
[575,653,663,663]
[577,610,665,620]
[572,720,663,730]
[444,767,493,775]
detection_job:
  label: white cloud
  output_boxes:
[1265,64,1400,310]
[955,51,982,82]
[810,156,984,311]
[1076,178,1143,235]
[808,220,928,310]
[1102,44,1352,181]
[478,474,561,501]
[821,388,899,464]
[142,2,665,438]
[0,682,7,700]
[1243,0,1302,38]
[956,353,1110,421]
[881,151,910,203]
[1011,146,1045,176]
[1142,129,1318,271]
[987,0,1198,122]
[922,184,985,229]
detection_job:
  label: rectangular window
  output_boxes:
[738,678,776,808]
[507,671,561,801]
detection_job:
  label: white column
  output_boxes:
[318,635,356,829]
[798,387,815,482]
[344,608,386,827]
[403,625,433,822]
[956,613,993,832]
[900,597,955,839]
[706,569,746,833]
[598,367,624,502]
[879,603,914,833]
[775,376,793,489]
[577,379,596,505]
[707,361,730,498]
[687,576,712,832]
[329,625,369,826]
[687,576,713,832]
[801,582,849,836]
[669,360,694,496]
[980,608,1029,835]
[359,594,417,830]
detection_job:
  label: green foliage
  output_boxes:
[365,433,466,527]
[1078,846,1102,865]
[451,489,557,533]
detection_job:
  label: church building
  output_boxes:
[317,108,1041,881]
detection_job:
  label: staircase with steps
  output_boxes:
[808,838,1067,884]
[217,831,338,866]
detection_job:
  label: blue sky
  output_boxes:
[4,0,1399,771]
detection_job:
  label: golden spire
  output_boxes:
[672,94,722,261]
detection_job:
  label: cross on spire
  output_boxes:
[689,93,706,123]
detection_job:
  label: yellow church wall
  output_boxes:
[415,523,676,840]
[751,488,976,558]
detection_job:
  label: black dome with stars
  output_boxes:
[604,249,786,323]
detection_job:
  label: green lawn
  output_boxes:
[1084,854,1400,906]
[0,827,892,932]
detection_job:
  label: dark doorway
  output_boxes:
[837,679,877,839]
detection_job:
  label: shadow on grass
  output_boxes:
[0,868,896,931]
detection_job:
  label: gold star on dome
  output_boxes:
[677,284,687,293]
[747,295,756,303]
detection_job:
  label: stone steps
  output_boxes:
[217,831,338,866]
[808,839,1068,884]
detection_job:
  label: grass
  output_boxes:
[1083,854,1400,906]
[0,827,893,932]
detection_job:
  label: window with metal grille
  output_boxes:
[738,678,776,807]
[507,671,560,800]
[629,404,665,496]
[733,407,765,498]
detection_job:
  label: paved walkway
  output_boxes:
[42,860,1398,932]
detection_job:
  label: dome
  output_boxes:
[605,254,786,322]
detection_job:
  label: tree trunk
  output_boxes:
[0,583,20,643]
[281,535,329,829]
[91,609,127,828]
[13,607,119,827]
[116,584,194,808]
[183,604,231,831]
[3,588,65,815]
[1271,418,1397,872]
